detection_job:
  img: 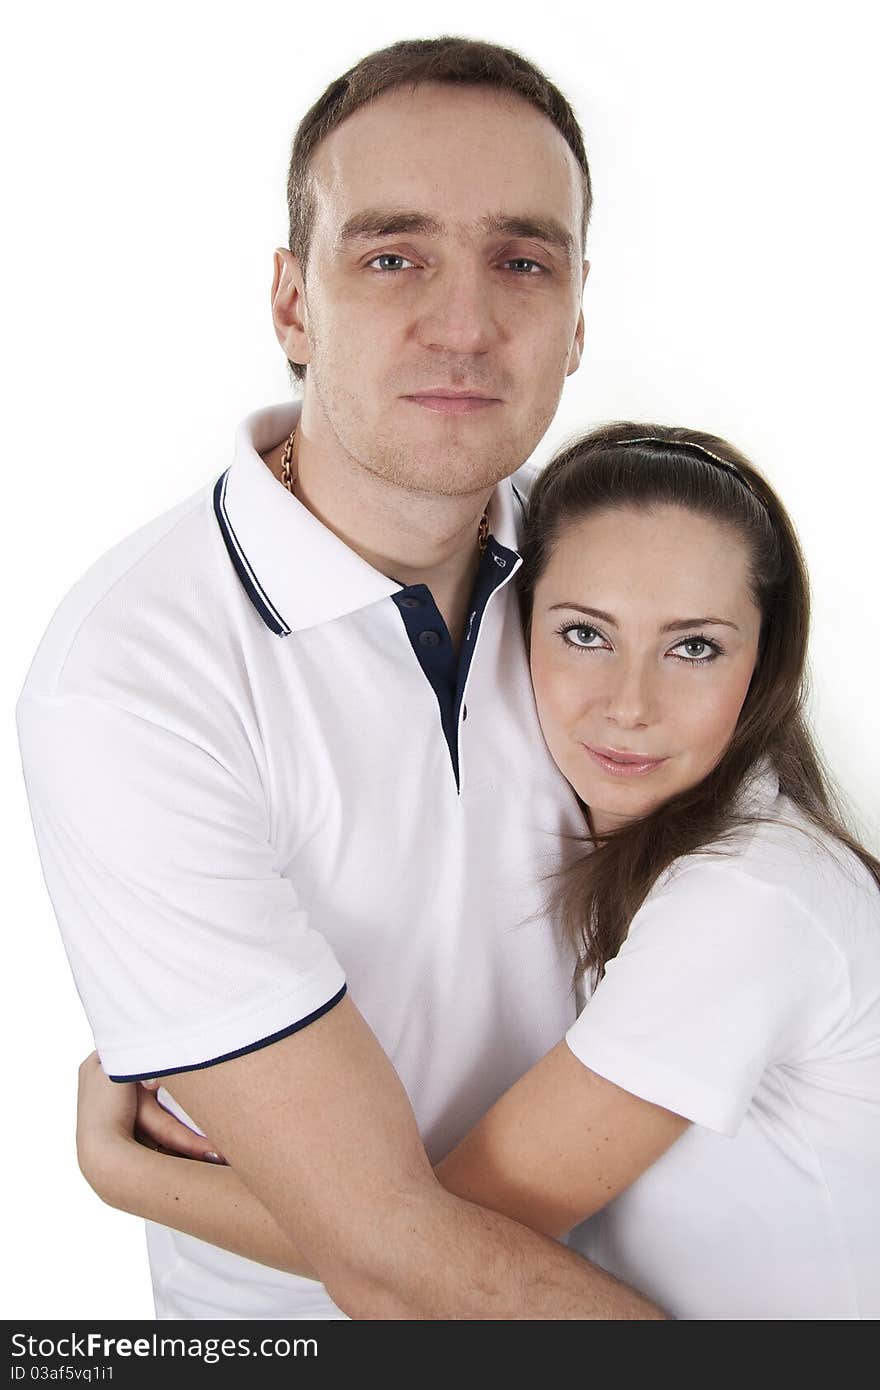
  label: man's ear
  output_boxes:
[566,261,590,377]
[271,248,311,367]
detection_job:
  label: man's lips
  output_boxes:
[581,744,669,778]
[402,389,502,415]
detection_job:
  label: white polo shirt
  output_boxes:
[17,403,582,1320]
[567,767,880,1320]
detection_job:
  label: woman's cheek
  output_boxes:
[674,662,753,767]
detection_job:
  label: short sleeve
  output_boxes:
[565,857,848,1136]
[17,691,346,1080]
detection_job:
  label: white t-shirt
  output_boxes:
[567,767,880,1320]
[18,404,582,1319]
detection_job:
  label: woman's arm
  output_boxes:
[435,1040,688,1236]
[77,1055,313,1277]
[77,1042,688,1276]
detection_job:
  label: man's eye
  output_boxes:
[505,257,543,274]
[367,254,416,272]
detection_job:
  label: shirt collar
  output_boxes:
[215,403,524,636]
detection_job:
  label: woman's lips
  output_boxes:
[581,744,669,778]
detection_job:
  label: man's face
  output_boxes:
[281,83,587,497]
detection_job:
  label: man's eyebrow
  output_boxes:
[480,215,575,262]
[338,210,445,242]
[547,604,741,633]
[337,209,575,262]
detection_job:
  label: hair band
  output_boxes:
[616,436,771,513]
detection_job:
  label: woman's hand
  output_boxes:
[77,1055,226,1193]
[134,1079,226,1163]
[73,1054,311,1277]
[76,1052,140,1199]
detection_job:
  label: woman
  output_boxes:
[76,423,880,1319]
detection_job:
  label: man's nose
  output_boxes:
[602,656,655,730]
[415,263,500,356]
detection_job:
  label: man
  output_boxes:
[18,37,662,1319]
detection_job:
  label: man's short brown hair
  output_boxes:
[285,36,591,381]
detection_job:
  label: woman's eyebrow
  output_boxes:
[660,617,740,633]
[548,604,618,627]
[547,604,740,633]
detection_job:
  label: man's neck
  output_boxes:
[261,418,495,652]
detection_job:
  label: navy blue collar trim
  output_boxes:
[451,535,519,752]
[391,535,519,791]
[107,985,348,1082]
[213,469,291,637]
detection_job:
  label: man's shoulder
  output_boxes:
[20,481,219,704]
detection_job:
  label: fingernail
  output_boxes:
[204,1151,227,1164]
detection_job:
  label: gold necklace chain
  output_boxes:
[280,426,490,555]
[280,426,299,494]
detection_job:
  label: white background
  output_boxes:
[3,0,878,1318]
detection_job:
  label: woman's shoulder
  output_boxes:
[651,763,879,946]
[572,768,879,1138]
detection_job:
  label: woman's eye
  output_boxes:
[670,637,719,662]
[367,253,416,272]
[560,624,607,650]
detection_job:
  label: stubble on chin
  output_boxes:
[305,327,570,496]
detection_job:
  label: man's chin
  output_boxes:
[362,440,529,497]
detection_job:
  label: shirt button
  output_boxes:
[399,595,422,609]
[418,630,441,648]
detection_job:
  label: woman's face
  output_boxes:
[529,504,763,834]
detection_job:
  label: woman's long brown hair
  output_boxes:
[518,422,880,985]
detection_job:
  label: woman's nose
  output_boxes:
[602,657,655,730]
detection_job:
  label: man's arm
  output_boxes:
[85,997,666,1320]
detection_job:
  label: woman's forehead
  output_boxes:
[539,505,758,619]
